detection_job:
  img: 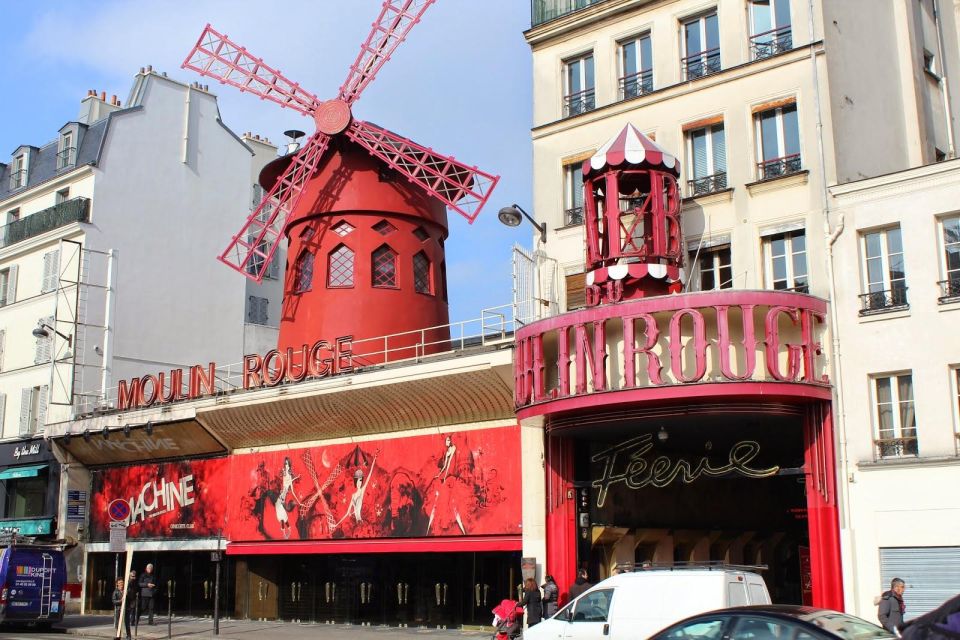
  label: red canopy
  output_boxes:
[583,123,680,177]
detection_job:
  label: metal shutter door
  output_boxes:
[880,546,960,619]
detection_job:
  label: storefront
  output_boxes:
[0,438,60,538]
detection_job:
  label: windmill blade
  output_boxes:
[337,0,436,105]
[183,24,321,117]
[219,133,331,281]
[346,120,499,223]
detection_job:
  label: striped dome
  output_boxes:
[583,123,680,177]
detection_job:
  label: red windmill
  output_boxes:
[182,1,499,362]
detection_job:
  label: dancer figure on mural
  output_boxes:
[334,450,379,529]
[275,457,302,539]
[427,435,467,535]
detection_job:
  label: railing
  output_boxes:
[682,48,721,80]
[937,277,960,302]
[0,197,91,249]
[687,172,727,197]
[786,283,810,294]
[563,88,596,117]
[531,0,605,27]
[8,169,27,190]
[875,436,919,459]
[56,146,76,171]
[564,206,584,226]
[750,26,793,60]
[859,286,909,315]
[756,153,802,180]
[619,69,653,100]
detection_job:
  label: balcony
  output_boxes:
[56,146,76,171]
[564,206,583,226]
[757,153,802,181]
[8,169,27,190]
[859,285,908,315]
[563,88,596,118]
[750,26,793,60]
[531,0,605,27]
[619,69,653,100]
[687,172,728,197]
[682,48,721,80]
[0,197,90,249]
[875,436,918,459]
[938,277,960,303]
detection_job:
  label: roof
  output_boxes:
[583,123,680,178]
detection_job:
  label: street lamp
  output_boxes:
[32,321,72,348]
[498,204,547,244]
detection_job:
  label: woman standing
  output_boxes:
[521,577,543,627]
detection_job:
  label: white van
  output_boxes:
[525,568,771,640]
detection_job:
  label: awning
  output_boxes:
[0,463,48,480]
[226,535,523,556]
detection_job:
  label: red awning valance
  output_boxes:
[226,535,522,556]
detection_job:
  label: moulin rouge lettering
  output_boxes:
[126,474,195,526]
[591,434,780,507]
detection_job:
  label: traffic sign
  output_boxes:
[109,521,127,552]
[108,499,130,522]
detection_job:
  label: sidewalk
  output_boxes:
[54,614,493,640]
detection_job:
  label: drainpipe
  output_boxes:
[933,0,956,158]
[808,0,856,611]
[182,86,192,164]
[100,249,117,407]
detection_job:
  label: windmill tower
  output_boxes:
[182,2,499,362]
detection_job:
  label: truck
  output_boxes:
[0,539,67,628]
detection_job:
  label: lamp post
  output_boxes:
[498,204,547,245]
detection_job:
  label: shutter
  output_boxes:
[0,392,5,432]
[712,124,727,174]
[691,129,708,178]
[259,298,269,324]
[36,385,48,433]
[246,296,256,323]
[268,252,279,279]
[35,316,53,364]
[42,250,60,292]
[19,388,32,435]
[565,272,587,310]
[0,329,5,370]
[880,547,960,620]
[6,264,17,303]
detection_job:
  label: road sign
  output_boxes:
[108,499,130,522]
[109,521,126,552]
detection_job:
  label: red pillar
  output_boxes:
[803,402,844,610]
[545,433,577,604]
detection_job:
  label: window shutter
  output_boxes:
[0,392,6,432]
[268,252,280,279]
[246,296,256,323]
[42,250,60,293]
[35,316,53,364]
[0,330,5,371]
[36,386,48,433]
[565,273,587,310]
[259,298,269,324]
[7,264,17,303]
[691,129,708,178]
[712,125,727,174]
[19,388,32,435]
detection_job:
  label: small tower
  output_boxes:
[581,124,684,305]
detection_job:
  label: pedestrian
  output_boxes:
[124,570,137,640]
[878,577,907,633]
[138,563,158,625]
[542,574,559,618]
[112,578,124,639]
[568,568,593,601]
[521,577,543,627]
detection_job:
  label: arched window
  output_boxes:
[413,251,432,294]
[293,250,314,294]
[328,244,355,288]
[372,245,397,288]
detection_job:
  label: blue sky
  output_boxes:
[0,1,534,325]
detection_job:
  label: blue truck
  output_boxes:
[0,543,66,628]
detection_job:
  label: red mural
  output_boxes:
[90,427,520,543]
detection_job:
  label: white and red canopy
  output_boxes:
[583,123,679,177]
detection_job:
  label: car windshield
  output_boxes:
[798,610,894,640]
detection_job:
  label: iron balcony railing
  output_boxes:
[564,206,584,226]
[859,285,908,315]
[687,172,727,197]
[563,88,596,117]
[56,146,76,171]
[875,436,919,459]
[682,47,721,80]
[938,277,960,302]
[8,169,27,190]
[750,26,793,60]
[531,0,605,27]
[0,197,90,249]
[619,69,654,100]
[787,283,810,294]
[757,153,802,180]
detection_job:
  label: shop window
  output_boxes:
[4,474,46,519]
[682,11,721,80]
[750,0,792,60]
[685,121,727,196]
[872,373,918,458]
[564,162,585,226]
[563,51,595,117]
[618,32,653,99]
[19,385,47,436]
[328,244,355,288]
[690,245,732,291]
[372,245,397,288]
[763,230,808,292]
[41,249,60,293]
[938,215,960,302]
[413,251,432,294]
[245,296,268,325]
[860,226,907,314]
[292,250,314,294]
[755,101,801,180]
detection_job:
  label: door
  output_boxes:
[279,556,313,622]
[563,588,614,640]
[85,553,117,612]
[469,553,516,625]
[248,558,279,620]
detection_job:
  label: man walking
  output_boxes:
[139,563,158,625]
[568,568,593,602]
[878,577,906,633]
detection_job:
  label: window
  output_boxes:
[755,102,801,180]
[572,589,612,622]
[873,373,918,458]
[245,237,278,279]
[763,230,808,292]
[0,265,16,306]
[292,250,314,294]
[660,618,728,640]
[19,385,48,436]
[333,221,355,237]
[685,122,727,196]
[731,617,797,640]
[251,183,264,209]
[9,154,26,189]
[34,315,53,365]
[372,220,397,236]
[57,131,75,170]
[563,162,585,225]
[860,227,907,314]
[938,215,960,302]
[691,245,732,290]
[682,12,721,80]
[372,245,397,288]
[55,188,70,205]
[41,250,59,293]
[0,331,4,372]
[564,52,596,117]
[750,0,792,60]
[6,209,19,224]
[440,260,447,302]
[327,244,355,288]
[413,252,432,294]
[4,474,46,518]
[245,296,269,325]
[413,226,430,242]
[924,49,936,74]
[954,367,960,447]
[619,33,653,99]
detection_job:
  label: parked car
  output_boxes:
[525,567,771,640]
[0,543,67,628]
[648,605,893,640]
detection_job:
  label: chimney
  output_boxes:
[78,87,123,124]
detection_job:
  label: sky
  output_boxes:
[0,0,535,325]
